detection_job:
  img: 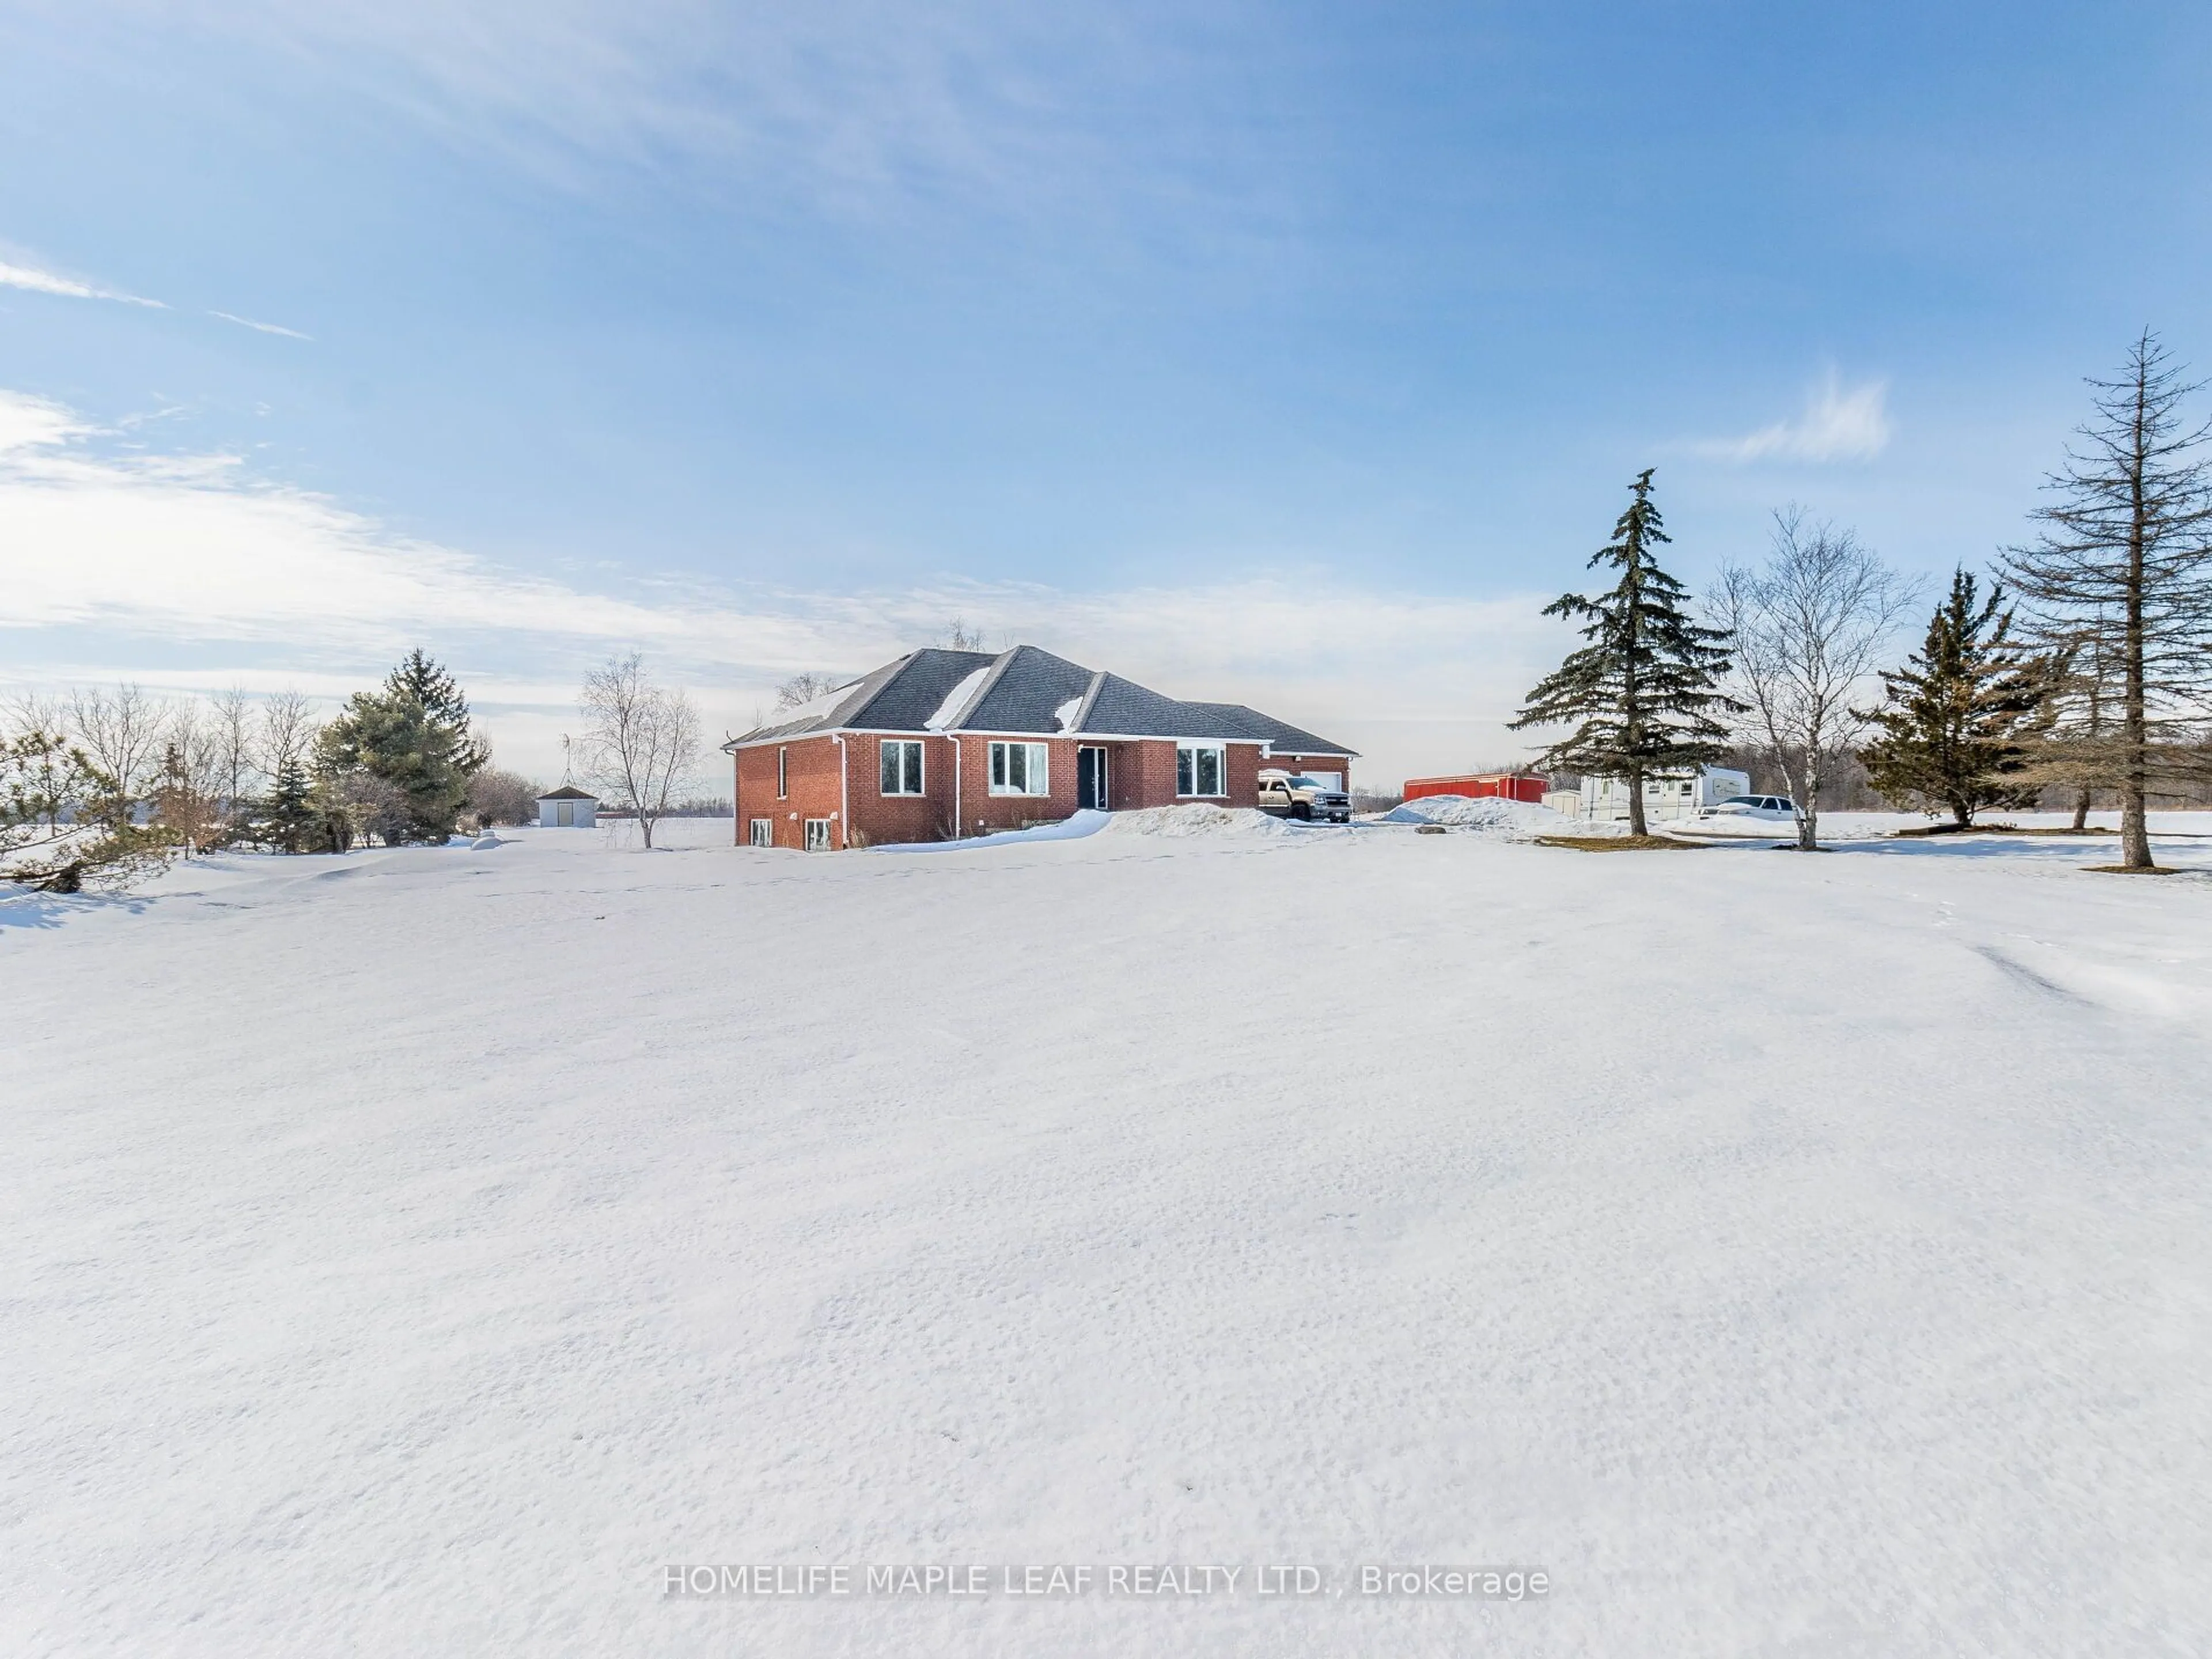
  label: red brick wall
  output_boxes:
[1107,739,1270,808]
[734,733,1353,846]
[733,736,847,849]
[948,736,1082,836]
[844,733,961,847]
[1108,739,1177,809]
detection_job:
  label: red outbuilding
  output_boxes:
[1402,772,1550,804]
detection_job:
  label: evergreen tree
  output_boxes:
[384,647,491,774]
[1859,569,2046,828]
[260,757,319,854]
[1511,469,1738,835]
[2001,332,2212,870]
[316,651,486,842]
[3,728,101,839]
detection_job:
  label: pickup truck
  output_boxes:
[1257,770,1353,823]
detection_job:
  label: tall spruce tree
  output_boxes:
[1511,469,1738,836]
[1859,569,2046,828]
[260,757,318,854]
[2001,332,2212,870]
[316,650,486,843]
[385,647,491,774]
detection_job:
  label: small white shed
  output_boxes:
[537,785,599,828]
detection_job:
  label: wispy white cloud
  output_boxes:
[3,253,308,339]
[0,388,1554,784]
[0,392,95,451]
[1701,374,1891,464]
[169,2,1285,241]
[0,257,166,309]
[210,310,313,340]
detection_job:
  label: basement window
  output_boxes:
[804,818,833,851]
[880,739,924,796]
[988,741,1049,796]
[1177,744,1226,797]
[748,819,773,848]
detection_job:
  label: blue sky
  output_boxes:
[4,1,2210,785]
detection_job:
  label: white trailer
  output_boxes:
[1574,767,1749,823]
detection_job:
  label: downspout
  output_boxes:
[833,734,850,849]
[951,737,963,839]
[731,747,740,846]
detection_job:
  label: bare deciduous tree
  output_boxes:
[8,692,67,746]
[775,671,846,710]
[578,653,700,849]
[209,686,259,820]
[466,766,542,828]
[70,683,166,824]
[1716,510,1916,850]
[154,702,233,854]
[315,766,411,850]
[259,690,319,784]
[2002,331,2212,869]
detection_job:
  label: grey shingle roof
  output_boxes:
[722,645,1357,756]
[846,649,998,730]
[961,645,1096,733]
[1172,703,1354,757]
[722,650,991,747]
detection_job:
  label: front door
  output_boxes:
[1077,746,1108,810]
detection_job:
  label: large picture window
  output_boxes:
[880,739,924,796]
[988,741,1050,796]
[1177,743,1226,797]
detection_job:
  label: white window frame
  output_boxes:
[777,747,789,799]
[880,738,925,796]
[748,818,773,847]
[987,740,1050,797]
[1176,743,1228,798]
[804,817,833,851]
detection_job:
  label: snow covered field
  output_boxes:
[6,814,2212,1656]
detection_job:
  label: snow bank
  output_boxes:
[1378,794,1631,839]
[873,805,1300,852]
[870,809,1112,854]
[1099,804,1301,839]
[7,820,2212,1656]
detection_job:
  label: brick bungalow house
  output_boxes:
[725,645,1357,849]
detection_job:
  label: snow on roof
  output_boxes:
[723,643,1358,753]
[925,665,992,730]
[774,677,865,726]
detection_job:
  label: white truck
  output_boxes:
[1257,768,1353,823]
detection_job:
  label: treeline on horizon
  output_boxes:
[0,649,727,890]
